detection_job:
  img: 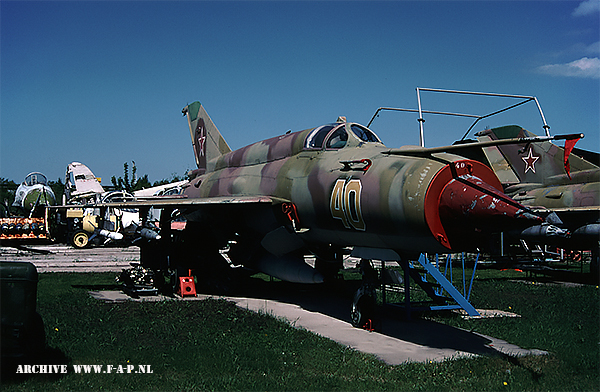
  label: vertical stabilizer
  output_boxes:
[182,102,232,174]
[477,126,597,184]
[65,162,105,202]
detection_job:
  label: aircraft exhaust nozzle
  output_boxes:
[97,229,124,241]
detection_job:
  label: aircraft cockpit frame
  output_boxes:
[23,172,48,187]
[303,122,383,151]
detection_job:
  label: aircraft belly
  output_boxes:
[299,227,447,254]
[255,253,324,284]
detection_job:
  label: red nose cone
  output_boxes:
[439,175,542,232]
[424,160,542,250]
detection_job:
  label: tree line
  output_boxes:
[110,161,185,193]
[1,162,186,216]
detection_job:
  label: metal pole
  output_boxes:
[467,253,479,301]
[403,259,411,320]
[416,88,425,147]
[381,259,386,306]
[534,97,551,136]
[462,252,466,298]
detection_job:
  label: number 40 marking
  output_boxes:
[330,179,366,231]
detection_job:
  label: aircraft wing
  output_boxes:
[49,194,294,248]
[530,205,600,213]
[382,133,585,157]
[48,195,291,233]
[88,195,288,209]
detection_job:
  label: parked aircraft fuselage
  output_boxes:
[183,122,538,257]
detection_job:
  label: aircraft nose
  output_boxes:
[439,175,542,226]
[438,175,543,249]
[424,160,542,250]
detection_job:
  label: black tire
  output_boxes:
[351,291,376,328]
[71,230,90,249]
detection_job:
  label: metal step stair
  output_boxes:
[412,253,480,316]
[405,265,449,305]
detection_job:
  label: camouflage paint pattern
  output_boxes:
[182,103,538,256]
[476,126,599,209]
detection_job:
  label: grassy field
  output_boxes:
[1,266,599,391]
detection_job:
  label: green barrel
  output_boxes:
[0,261,45,359]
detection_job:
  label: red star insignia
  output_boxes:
[197,135,206,156]
[197,126,206,156]
[522,147,539,174]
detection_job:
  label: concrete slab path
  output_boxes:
[90,290,547,365]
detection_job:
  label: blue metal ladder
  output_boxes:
[414,253,479,316]
[386,253,480,317]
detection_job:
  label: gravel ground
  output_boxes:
[0,244,139,273]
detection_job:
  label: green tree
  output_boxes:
[0,178,18,217]
[110,161,153,192]
[48,177,64,204]
[152,172,186,187]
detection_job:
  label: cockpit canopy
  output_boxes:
[24,172,48,186]
[304,122,382,150]
[211,121,384,172]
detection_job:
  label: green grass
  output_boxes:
[2,269,599,391]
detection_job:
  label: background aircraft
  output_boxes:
[56,162,165,248]
[474,126,598,240]
[0,172,55,240]
[467,126,599,277]
[12,172,56,217]
[368,88,599,279]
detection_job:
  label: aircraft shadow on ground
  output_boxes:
[226,277,501,358]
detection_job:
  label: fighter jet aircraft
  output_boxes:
[474,126,598,240]
[12,172,56,216]
[468,126,599,277]
[95,101,563,289]
[0,172,55,240]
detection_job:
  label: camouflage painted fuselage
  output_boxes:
[183,122,514,255]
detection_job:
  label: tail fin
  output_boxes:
[182,102,231,174]
[477,125,597,184]
[65,162,105,201]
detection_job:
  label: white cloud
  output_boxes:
[573,0,600,16]
[537,57,600,79]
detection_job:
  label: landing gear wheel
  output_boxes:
[71,230,90,249]
[351,287,376,328]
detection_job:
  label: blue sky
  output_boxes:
[2,0,599,184]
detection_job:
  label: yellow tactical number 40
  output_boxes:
[330,179,365,231]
